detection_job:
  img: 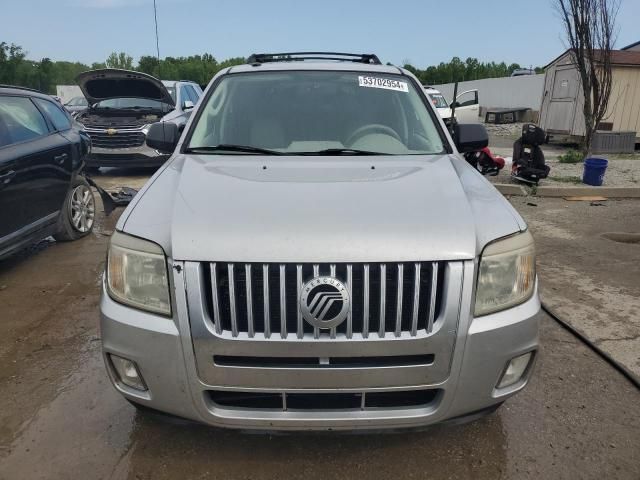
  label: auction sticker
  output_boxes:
[358,76,409,92]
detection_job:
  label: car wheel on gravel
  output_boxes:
[54,176,96,241]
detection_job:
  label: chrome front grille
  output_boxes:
[203,262,444,340]
[86,130,145,149]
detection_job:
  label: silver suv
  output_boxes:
[75,69,202,168]
[101,52,540,431]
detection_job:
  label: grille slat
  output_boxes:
[363,264,370,338]
[346,265,353,339]
[395,264,404,337]
[428,263,439,333]
[279,265,287,339]
[379,265,386,338]
[411,263,421,336]
[210,263,222,334]
[296,265,303,339]
[228,264,238,336]
[204,262,443,340]
[262,264,271,338]
[245,264,254,338]
[330,264,337,339]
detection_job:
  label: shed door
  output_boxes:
[545,66,579,134]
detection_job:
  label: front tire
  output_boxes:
[54,176,96,241]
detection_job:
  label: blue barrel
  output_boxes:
[583,157,608,186]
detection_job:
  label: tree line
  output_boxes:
[403,57,544,85]
[1,41,543,95]
[0,42,245,93]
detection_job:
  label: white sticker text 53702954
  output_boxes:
[358,76,409,93]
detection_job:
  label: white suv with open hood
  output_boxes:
[75,69,202,168]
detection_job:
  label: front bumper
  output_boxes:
[85,145,169,168]
[100,261,541,431]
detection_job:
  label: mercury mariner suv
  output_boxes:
[100,52,540,431]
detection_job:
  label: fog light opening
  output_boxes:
[497,352,533,389]
[110,354,147,391]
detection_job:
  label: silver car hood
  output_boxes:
[75,68,175,106]
[120,154,525,262]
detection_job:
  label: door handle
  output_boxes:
[0,170,16,186]
[54,153,68,164]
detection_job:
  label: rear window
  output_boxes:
[188,71,446,155]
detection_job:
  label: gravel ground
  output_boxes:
[483,123,640,188]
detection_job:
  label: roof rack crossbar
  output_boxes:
[247,52,381,65]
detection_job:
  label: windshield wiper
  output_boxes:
[183,144,284,155]
[293,148,384,155]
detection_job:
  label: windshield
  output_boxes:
[188,71,446,155]
[94,97,170,110]
[428,93,449,109]
[66,97,88,106]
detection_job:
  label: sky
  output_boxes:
[2,0,639,68]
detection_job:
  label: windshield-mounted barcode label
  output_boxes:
[358,76,409,92]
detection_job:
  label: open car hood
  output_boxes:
[75,68,174,106]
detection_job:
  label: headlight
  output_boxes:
[475,231,535,316]
[106,231,171,315]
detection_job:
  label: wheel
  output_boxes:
[54,176,96,241]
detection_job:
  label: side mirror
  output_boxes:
[183,100,194,110]
[454,123,488,153]
[146,122,179,153]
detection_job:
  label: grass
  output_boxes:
[558,149,584,164]
[549,175,584,184]
[609,153,640,160]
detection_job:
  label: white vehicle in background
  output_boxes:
[424,86,480,123]
[424,87,452,119]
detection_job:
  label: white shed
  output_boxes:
[538,49,640,143]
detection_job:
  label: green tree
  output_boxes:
[105,52,133,70]
[138,55,160,76]
[38,57,54,93]
[403,57,542,85]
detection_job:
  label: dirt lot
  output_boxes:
[511,197,640,381]
[0,170,639,480]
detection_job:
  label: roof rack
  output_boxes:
[246,52,382,65]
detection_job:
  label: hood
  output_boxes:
[120,154,524,262]
[75,68,174,106]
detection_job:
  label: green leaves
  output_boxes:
[0,40,245,93]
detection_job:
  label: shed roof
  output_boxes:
[545,49,640,69]
[621,40,640,50]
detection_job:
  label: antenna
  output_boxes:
[153,0,161,76]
